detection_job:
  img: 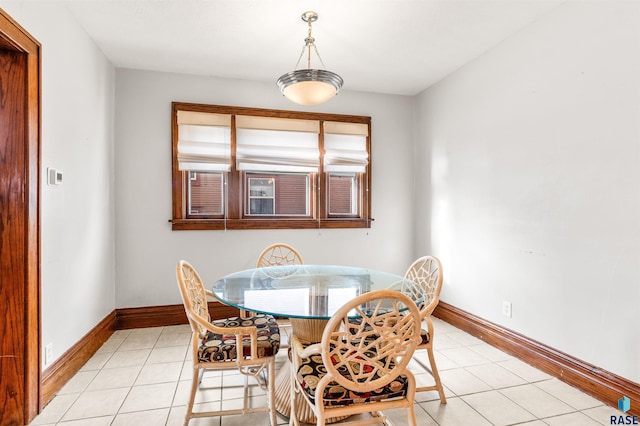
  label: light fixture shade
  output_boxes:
[277,69,344,106]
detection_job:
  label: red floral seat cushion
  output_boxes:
[295,349,410,407]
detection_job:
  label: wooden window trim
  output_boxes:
[170,102,373,230]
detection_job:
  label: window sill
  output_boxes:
[169,218,373,231]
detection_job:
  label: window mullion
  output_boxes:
[318,122,326,222]
[227,115,241,220]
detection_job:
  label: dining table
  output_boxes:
[212,264,424,423]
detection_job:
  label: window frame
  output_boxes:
[170,102,372,230]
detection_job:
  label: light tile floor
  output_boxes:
[30,318,622,425]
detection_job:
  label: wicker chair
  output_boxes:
[256,243,304,267]
[289,289,422,426]
[176,260,281,426]
[404,256,447,403]
[249,243,304,327]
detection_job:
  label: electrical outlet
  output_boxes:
[44,343,53,366]
[502,301,512,318]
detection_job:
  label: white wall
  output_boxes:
[0,2,116,368]
[415,1,640,382]
[114,70,415,308]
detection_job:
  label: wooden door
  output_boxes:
[0,8,41,425]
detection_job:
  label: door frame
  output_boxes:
[0,8,41,424]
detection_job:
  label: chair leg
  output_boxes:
[268,360,277,426]
[414,345,447,404]
[407,404,418,426]
[243,372,249,410]
[289,367,299,426]
[426,345,446,403]
[185,367,200,426]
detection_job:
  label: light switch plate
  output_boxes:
[47,167,63,185]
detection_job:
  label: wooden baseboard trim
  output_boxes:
[434,301,640,416]
[115,304,188,330]
[40,311,116,407]
[115,302,239,329]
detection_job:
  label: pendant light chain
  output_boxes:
[293,45,307,70]
[292,13,328,71]
[312,44,328,70]
[306,17,313,69]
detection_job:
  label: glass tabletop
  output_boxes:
[212,264,424,319]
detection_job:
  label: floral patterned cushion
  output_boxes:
[348,318,430,346]
[295,349,410,407]
[198,314,280,362]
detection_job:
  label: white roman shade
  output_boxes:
[323,122,369,173]
[177,111,231,171]
[236,115,320,172]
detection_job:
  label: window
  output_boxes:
[171,103,372,230]
[328,173,359,216]
[247,176,275,215]
[187,172,224,217]
[246,173,310,216]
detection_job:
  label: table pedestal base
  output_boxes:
[274,318,348,424]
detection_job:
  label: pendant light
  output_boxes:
[276,11,343,106]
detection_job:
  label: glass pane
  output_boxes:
[250,198,274,215]
[188,172,224,215]
[249,178,275,197]
[328,173,357,215]
[275,174,308,215]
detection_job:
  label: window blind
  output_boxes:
[177,111,231,171]
[323,122,369,173]
[236,115,320,173]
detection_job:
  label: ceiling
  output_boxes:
[55,0,563,96]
